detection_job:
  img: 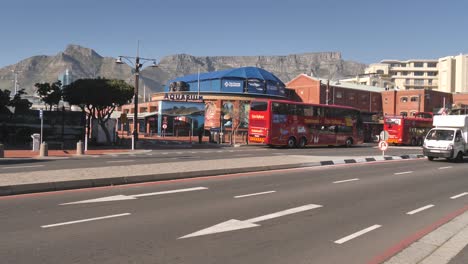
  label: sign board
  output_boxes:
[39,109,43,119]
[162,124,167,129]
[379,130,389,141]
[378,141,388,151]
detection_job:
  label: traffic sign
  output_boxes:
[379,130,389,141]
[39,109,43,119]
[378,140,388,151]
[162,124,167,129]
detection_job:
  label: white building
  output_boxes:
[438,54,468,93]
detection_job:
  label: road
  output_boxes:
[0,157,466,263]
[0,144,422,173]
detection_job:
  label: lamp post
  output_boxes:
[116,44,157,150]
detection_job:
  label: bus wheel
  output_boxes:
[287,137,296,148]
[345,138,353,148]
[427,156,434,161]
[298,137,307,148]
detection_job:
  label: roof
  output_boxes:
[169,67,285,86]
[318,78,386,93]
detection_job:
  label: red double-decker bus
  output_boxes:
[248,100,364,148]
[384,112,433,146]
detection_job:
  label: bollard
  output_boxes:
[0,143,4,158]
[39,142,48,157]
[76,140,84,155]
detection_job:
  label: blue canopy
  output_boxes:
[169,67,285,86]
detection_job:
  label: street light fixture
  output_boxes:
[116,46,157,150]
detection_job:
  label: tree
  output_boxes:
[0,89,11,112]
[35,81,62,110]
[8,89,32,113]
[63,78,134,144]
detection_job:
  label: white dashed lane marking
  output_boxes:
[333,178,359,184]
[41,213,131,228]
[234,191,276,199]
[451,192,468,199]
[334,225,382,244]
[406,204,434,215]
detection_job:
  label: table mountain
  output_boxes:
[0,44,366,97]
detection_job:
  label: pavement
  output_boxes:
[0,143,466,264]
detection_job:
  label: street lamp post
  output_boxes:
[116,46,157,150]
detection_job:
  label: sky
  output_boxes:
[1,0,467,68]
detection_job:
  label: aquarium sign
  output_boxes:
[163,93,204,102]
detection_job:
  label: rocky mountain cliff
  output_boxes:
[0,44,366,96]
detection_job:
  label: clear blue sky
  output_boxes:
[1,0,467,68]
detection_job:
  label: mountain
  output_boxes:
[0,44,367,96]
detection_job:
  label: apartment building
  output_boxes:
[438,54,468,93]
[366,59,439,90]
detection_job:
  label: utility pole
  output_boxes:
[11,69,22,96]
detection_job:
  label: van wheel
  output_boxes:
[345,138,353,148]
[287,137,296,148]
[298,137,307,148]
[455,152,464,163]
[427,156,434,161]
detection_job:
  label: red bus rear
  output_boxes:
[384,112,433,145]
[248,100,363,147]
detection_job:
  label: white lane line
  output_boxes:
[333,178,359,184]
[233,154,254,157]
[334,225,382,244]
[394,171,413,175]
[234,191,276,199]
[451,192,468,199]
[439,166,452,170]
[406,204,435,215]
[41,213,131,228]
[2,165,45,169]
[106,160,135,163]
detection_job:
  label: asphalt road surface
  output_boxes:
[0,158,466,263]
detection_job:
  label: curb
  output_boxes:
[0,154,425,196]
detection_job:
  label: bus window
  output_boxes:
[272,102,287,114]
[304,105,313,117]
[251,101,268,111]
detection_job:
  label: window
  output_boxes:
[348,93,355,100]
[414,72,424,76]
[251,101,268,111]
[401,63,406,67]
[411,96,419,102]
[402,72,408,76]
[428,79,433,85]
[400,111,408,117]
[427,62,437,67]
[414,62,424,67]
[414,79,424,85]
[428,72,437,76]
[410,111,417,116]
[400,97,408,103]
[336,91,343,99]
[405,79,411,85]
[376,70,384,74]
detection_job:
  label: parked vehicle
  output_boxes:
[423,115,468,162]
[384,112,433,146]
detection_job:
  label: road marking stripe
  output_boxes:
[334,225,382,244]
[2,165,45,169]
[247,204,322,223]
[132,187,208,198]
[451,192,468,199]
[439,166,452,170]
[394,171,413,175]
[41,213,131,228]
[234,191,276,198]
[407,204,435,215]
[106,160,135,163]
[333,178,359,184]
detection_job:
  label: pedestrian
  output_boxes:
[198,127,204,144]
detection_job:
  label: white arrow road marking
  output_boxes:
[334,225,382,244]
[439,166,452,170]
[61,187,208,205]
[406,204,434,215]
[451,192,468,199]
[179,204,322,239]
[41,213,131,228]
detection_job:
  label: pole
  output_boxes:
[40,117,43,143]
[133,56,140,150]
[326,80,329,105]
